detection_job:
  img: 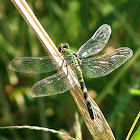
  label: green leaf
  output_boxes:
[130,88,140,95]
[131,126,140,140]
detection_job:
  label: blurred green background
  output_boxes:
[0,0,140,140]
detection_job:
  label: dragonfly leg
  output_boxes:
[58,59,70,79]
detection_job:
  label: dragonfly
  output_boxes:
[9,24,133,121]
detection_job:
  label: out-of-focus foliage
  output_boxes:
[0,0,140,140]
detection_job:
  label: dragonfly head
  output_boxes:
[58,43,69,53]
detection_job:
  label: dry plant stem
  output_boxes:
[0,125,76,140]
[11,0,115,139]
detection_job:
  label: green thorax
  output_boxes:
[58,43,79,65]
[58,43,83,81]
[64,49,75,55]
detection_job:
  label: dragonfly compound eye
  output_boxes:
[63,43,69,49]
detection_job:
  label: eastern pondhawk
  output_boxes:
[9,24,133,120]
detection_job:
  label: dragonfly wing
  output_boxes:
[8,56,62,74]
[81,47,133,78]
[77,24,111,58]
[31,72,77,97]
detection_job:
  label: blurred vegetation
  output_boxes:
[0,0,140,140]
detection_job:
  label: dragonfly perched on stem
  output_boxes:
[9,24,133,137]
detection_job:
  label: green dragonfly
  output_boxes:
[9,24,133,121]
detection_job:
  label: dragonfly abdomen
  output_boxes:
[72,54,95,120]
[79,80,94,120]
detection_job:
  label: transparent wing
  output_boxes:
[77,24,111,58]
[8,56,61,74]
[81,47,133,78]
[31,72,77,97]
